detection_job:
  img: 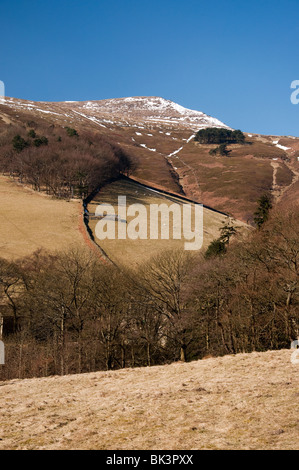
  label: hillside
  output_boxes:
[1,95,298,224]
[0,349,298,450]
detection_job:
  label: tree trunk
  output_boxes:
[180,343,187,362]
[0,315,3,340]
[60,317,65,376]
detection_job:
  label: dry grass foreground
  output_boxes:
[0,349,298,450]
[0,176,84,259]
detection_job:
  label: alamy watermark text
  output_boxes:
[290,80,299,104]
[95,196,203,251]
[0,81,5,100]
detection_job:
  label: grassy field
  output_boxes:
[87,178,245,266]
[0,349,298,450]
[0,176,84,259]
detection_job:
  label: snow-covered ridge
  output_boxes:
[76,96,230,130]
[0,96,230,131]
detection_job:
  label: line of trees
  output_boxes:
[0,205,298,381]
[195,128,245,145]
[0,123,134,198]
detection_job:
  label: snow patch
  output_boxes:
[140,143,156,152]
[73,110,106,127]
[276,143,291,151]
[168,146,184,157]
[186,134,196,143]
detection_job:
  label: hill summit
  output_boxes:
[67,96,230,129]
[0,95,229,130]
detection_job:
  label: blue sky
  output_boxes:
[0,0,299,135]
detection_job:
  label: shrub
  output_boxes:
[33,136,48,147]
[209,143,231,157]
[65,127,79,137]
[28,129,36,138]
[12,135,29,152]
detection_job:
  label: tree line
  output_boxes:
[195,127,245,145]
[0,205,298,381]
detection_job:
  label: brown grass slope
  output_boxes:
[0,349,298,450]
[0,176,85,259]
[87,178,248,267]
